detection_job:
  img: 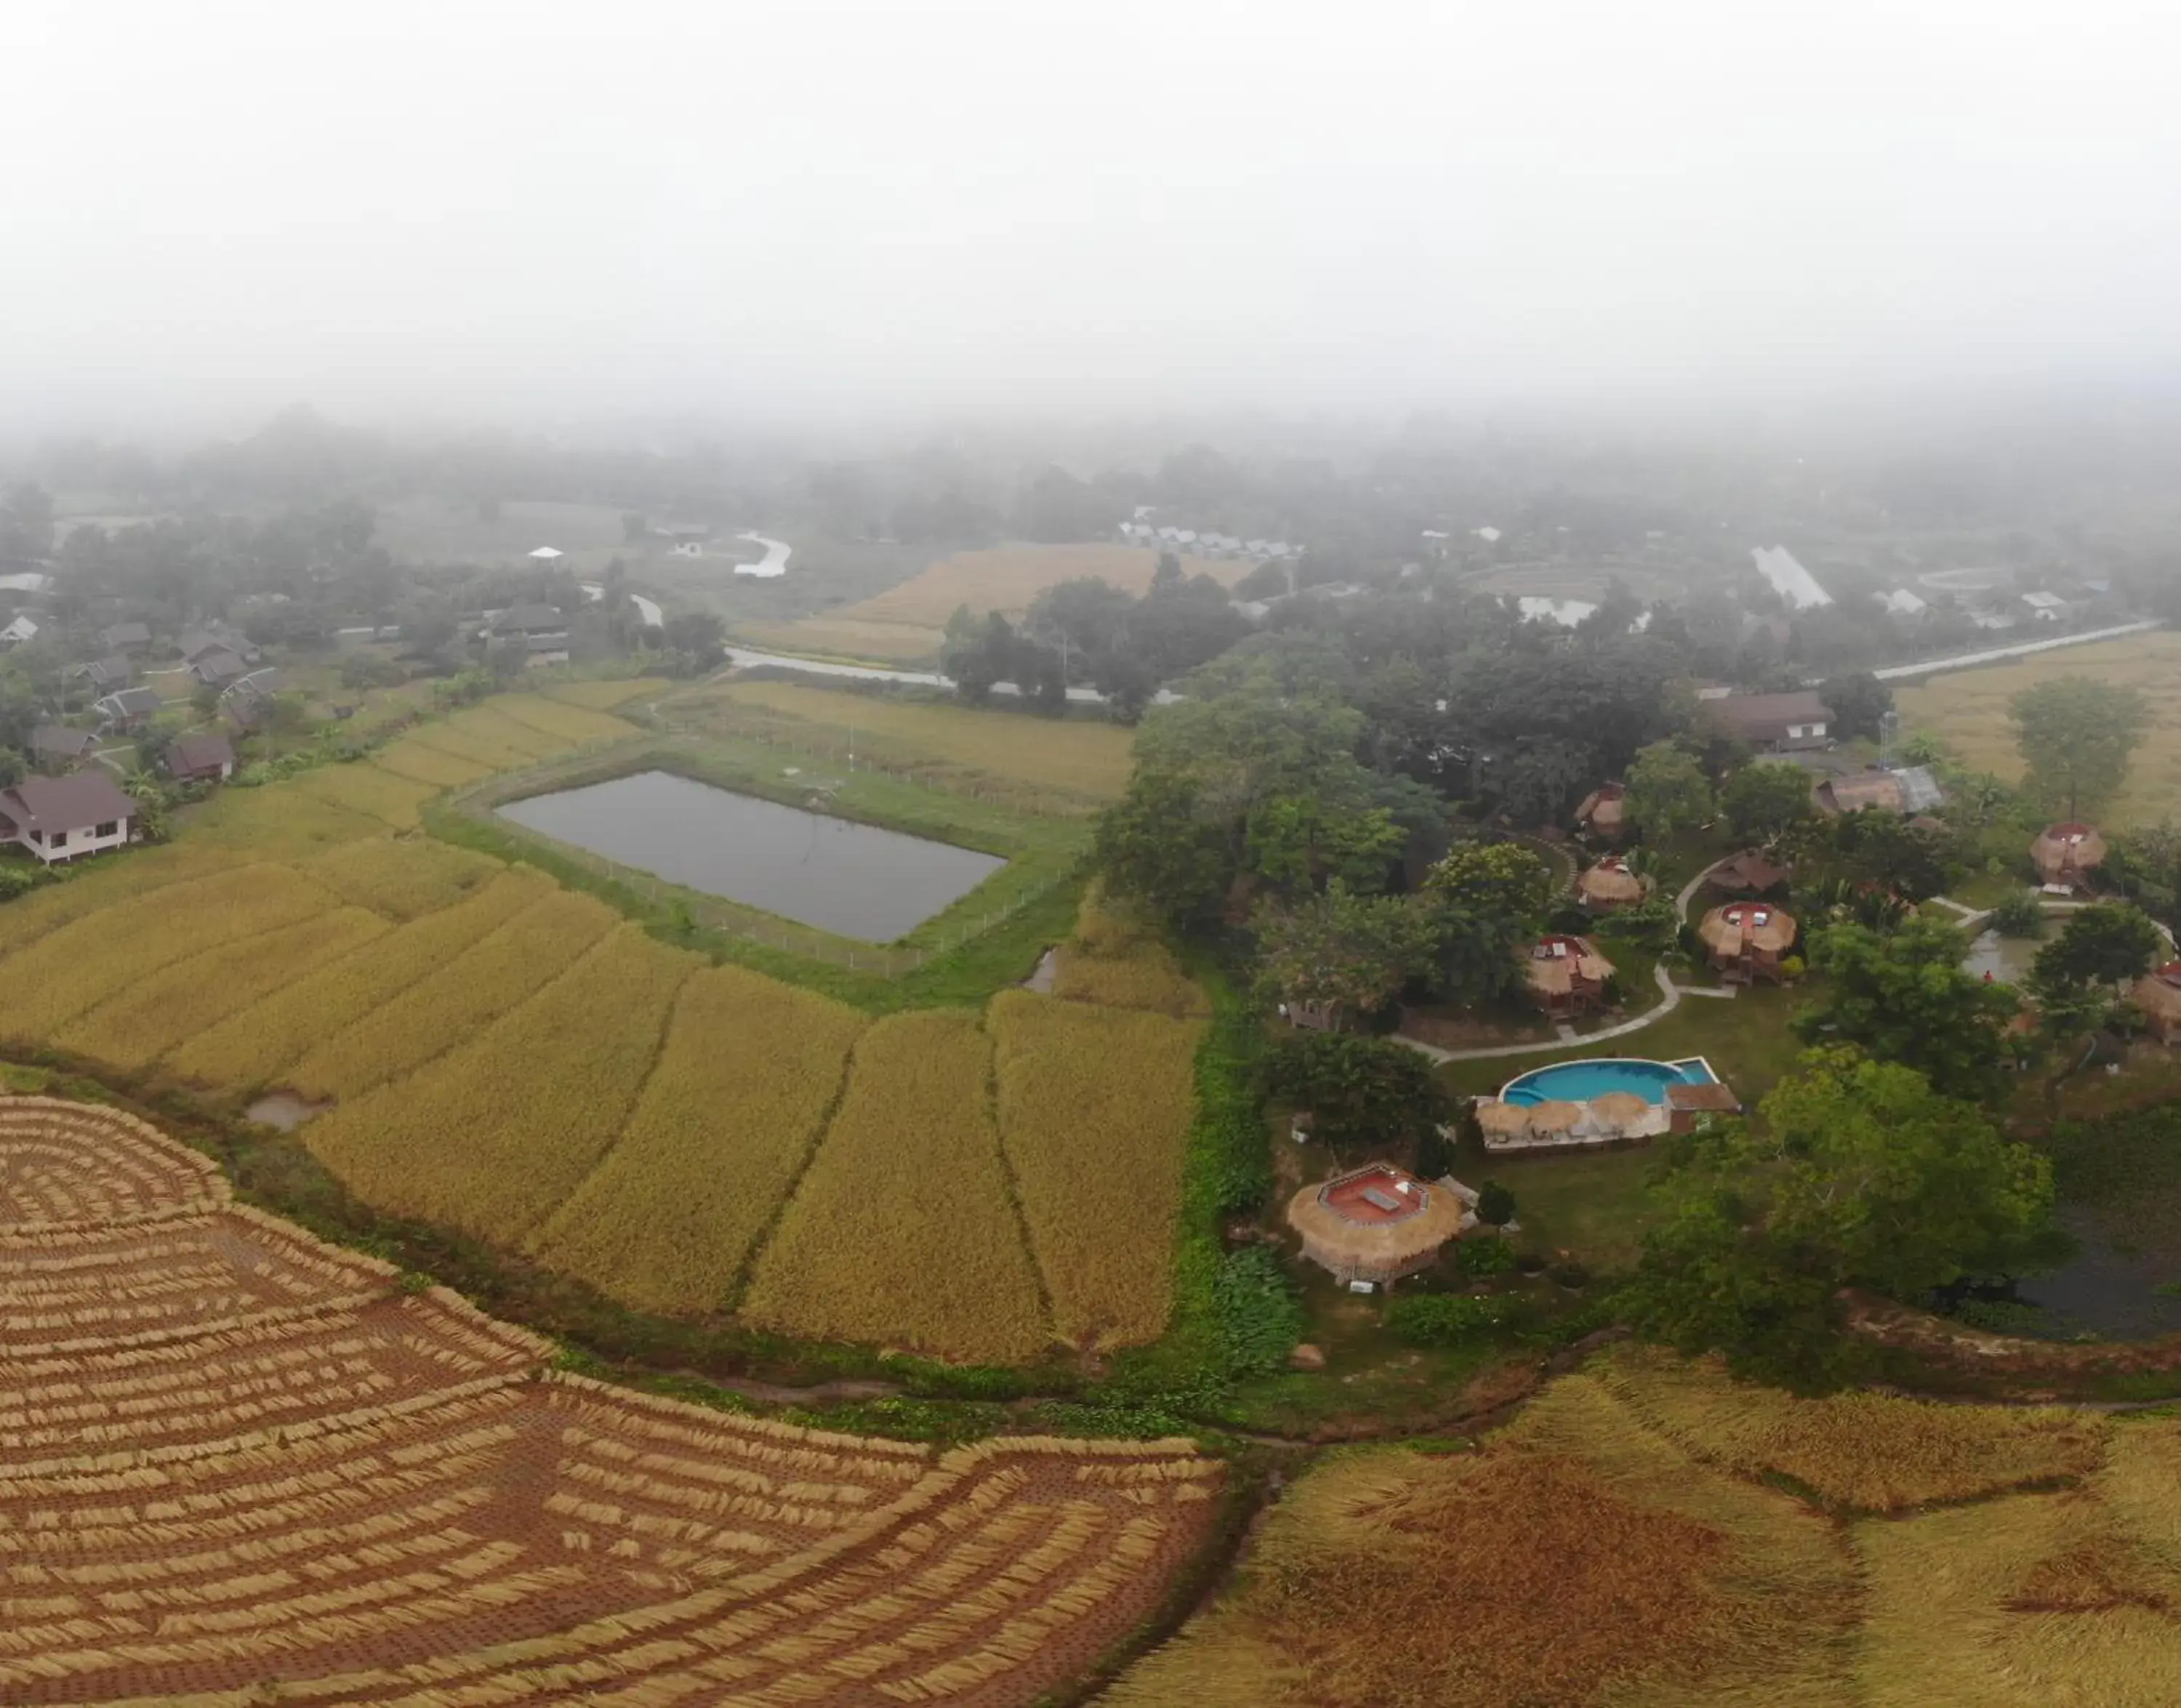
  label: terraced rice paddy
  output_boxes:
[1112,1343,2181,1707]
[0,1095,1221,1704]
[0,691,1204,1361]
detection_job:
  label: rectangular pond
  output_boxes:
[496,769,1005,943]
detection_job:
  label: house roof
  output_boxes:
[193,649,246,682]
[2023,591,2068,610]
[28,723,96,758]
[527,547,564,560]
[168,733,236,774]
[102,621,151,646]
[1709,848,1794,893]
[1,771,134,832]
[1285,1164,1463,1272]
[1749,545,1833,610]
[493,603,567,635]
[1526,935,1615,997]
[1703,690,1832,741]
[178,628,242,661]
[1699,902,1796,955]
[1819,770,1908,814]
[1577,858,1644,905]
[85,653,132,684]
[0,616,38,642]
[2031,822,2106,874]
[95,687,162,719]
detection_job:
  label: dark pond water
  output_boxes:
[497,769,1005,943]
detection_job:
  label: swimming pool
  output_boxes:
[1498,1057,1718,1107]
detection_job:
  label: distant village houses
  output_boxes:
[1700,690,1833,753]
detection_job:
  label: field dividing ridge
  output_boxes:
[527,964,869,1315]
[742,1009,1053,1363]
[992,991,1202,1349]
[302,924,702,1244]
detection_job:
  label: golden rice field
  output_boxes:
[736,542,1248,662]
[1113,1345,2181,1708]
[0,1095,1221,1705]
[742,1009,1053,1363]
[0,690,1206,1363]
[542,674,672,710]
[1053,886,1213,1018]
[528,964,867,1315]
[992,990,1203,1348]
[672,678,1138,809]
[1896,632,2181,828]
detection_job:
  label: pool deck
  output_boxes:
[1476,1055,1727,1154]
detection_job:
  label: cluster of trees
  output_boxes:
[940,555,1249,717]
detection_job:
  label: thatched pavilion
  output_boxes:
[1575,782,1626,840]
[1287,1162,1466,1286]
[1697,901,1797,983]
[1708,847,1794,894]
[2031,822,2107,891]
[1525,935,1617,1018]
[1577,855,1645,911]
[2133,962,2181,1044]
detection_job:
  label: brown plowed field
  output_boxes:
[0,1095,1218,1704]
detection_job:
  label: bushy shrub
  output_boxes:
[1477,1179,1517,1226]
[1456,1233,1517,1278]
[1596,898,1679,952]
[0,864,42,903]
[1211,1246,1305,1377]
[1989,890,2047,938]
[1387,1292,1509,1346]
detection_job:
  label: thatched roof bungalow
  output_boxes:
[2133,962,2181,1044]
[1287,1162,1465,1286]
[1697,901,1797,983]
[1577,855,1645,911]
[2031,822,2107,891]
[1525,934,1616,1018]
[1575,782,1627,840]
[1708,847,1794,894]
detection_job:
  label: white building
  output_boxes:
[0,773,137,865]
[1749,545,1833,610]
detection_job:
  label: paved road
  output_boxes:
[1873,620,2161,681]
[720,645,1165,705]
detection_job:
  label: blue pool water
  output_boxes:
[1500,1057,1717,1107]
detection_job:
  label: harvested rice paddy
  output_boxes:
[0,1095,1221,1704]
[1113,1345,2181,1707]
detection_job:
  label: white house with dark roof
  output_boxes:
[93,686,163,730]
[0,773,136,863]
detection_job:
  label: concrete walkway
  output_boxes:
[1397,858,1724,1065]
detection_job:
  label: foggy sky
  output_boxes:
[4,1,2179,432]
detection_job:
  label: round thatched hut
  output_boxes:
[1575,782,1627,840]
[2031,822,2107,891]
[1697,901,1798,983]
[1577,855,1645,910]
[1287,1162,1466,1286]
[1525,934,1617,1017]
[2133,961,2181,1044]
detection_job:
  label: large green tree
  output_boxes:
[1633,1048,2057,1387]
[1261,1032,1449,1165]
[1795,917,2019,1103]
[2009,676,2150,821]
[1422,839,1557,1007]
[1093,657,1406,929]
[1721,761,1815,844]
[2033,901,2165,994]
[1623,739,1714,840]
[1251,883,1438,1023]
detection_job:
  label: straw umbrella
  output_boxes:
[1524,1100,1584,1137]
[1476,1101,1533,1145]
[1590,1090,1652,1135]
